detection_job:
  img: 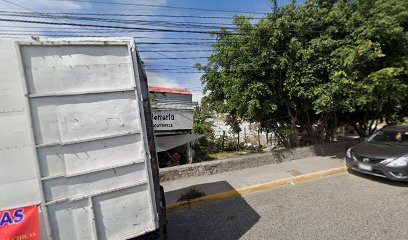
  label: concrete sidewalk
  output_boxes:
[162,154,345,205]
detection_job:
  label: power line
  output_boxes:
[11,11,266,20]
[0,0,95,33]
[0,18,324,36]
[146,72,203,74]
[144,57,208,60]
[146,68,202,70]
[0,32,141,38]
[138,38,207,42]
[140,49,213,53]
[138,47,194,65]
[53,0,269,15]
[0,33,110,37]
[0,26,112,30]
[0,12,238,30]
[143,63,198,68]
[0,18,224,34]
[0,11,238,27]
[0,32,217,44]
[142,46,215,49]
[0,27,219,40]
[146,67,282,71]
[0,31,286,59]
[137,42,214,45]
[0,32,217,42]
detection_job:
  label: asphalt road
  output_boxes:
[167,171,408,240]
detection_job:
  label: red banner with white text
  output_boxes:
[0,205,40,240]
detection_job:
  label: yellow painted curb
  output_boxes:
[167,166,347,213]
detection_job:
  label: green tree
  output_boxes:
[192,105,213,135]
[197,0,408,140]
[192,104,215,160]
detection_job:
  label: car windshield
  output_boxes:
[367,129,408,146]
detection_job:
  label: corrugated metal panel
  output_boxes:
[37,134,144,178]
[150,92,194,110]
[25,64,133,95]
[21,45,130,68]
[0,179,41,210]
[29,92,140,146]
[47,199,96,240]
[0,40,42,210]
[42,163,146,202]
[148,86,192,95]
[0,40,26,112]
[14,41,157,240]
[92,184,153,240]
[21,45,134,96]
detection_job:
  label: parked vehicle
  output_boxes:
[346,125,408,181]
[0,38,166,239]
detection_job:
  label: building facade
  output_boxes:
[148,87,201,167]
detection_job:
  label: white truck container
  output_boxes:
[0,38,165,239]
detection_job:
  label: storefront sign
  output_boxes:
[0,205,40,240]
[153,110,193,131]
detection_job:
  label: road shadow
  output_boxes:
[348,169,408,187]
[165,181,238,205]
[166,181,260,240]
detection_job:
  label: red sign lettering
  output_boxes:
[0,205,39,240]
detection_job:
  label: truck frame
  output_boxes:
[0,38,166,239]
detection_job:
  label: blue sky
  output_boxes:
[0,0,301,101]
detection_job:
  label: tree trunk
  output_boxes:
[304,110,318,144]
[257,128,261,146]
[351,123,367,138]
[237,131,240,148]
[286,102,299,147]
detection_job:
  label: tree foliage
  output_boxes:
[197,0,408,140]
[192,104,215,160]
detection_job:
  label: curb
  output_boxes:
[160,142,345,182]
[167,166,347,213]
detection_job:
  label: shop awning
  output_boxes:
[155,134,205,152]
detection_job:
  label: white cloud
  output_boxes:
[191,91,204,103]
[146,72,205,102]
[0,0,168,38]
[0,0,207,102]
[182,73,205,102]
[147,73,182,89]
[0,0,88,38]
[0,0,86,11]
[31,0,85,10]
